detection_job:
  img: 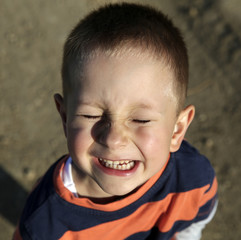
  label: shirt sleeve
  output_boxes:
[174,161,218,240]
[175,199,218,240]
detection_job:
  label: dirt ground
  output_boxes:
[0,0,241,239]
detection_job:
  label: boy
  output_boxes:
[14,3,218,240]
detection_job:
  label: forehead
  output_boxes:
[83,48,175,83]
[67,47,176,95]
[70,51,178,111]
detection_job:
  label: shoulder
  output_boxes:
[18,156,67,237]
[25,157,64,209]
[170,141,216,192]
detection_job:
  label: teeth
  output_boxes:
[98,158,135,170]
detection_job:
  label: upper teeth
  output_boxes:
[99,158,135,170]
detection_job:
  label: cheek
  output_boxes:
[135,127,171,157]
[67,126,92,156]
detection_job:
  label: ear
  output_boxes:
[54,93,67,137]
[170,105,195,152]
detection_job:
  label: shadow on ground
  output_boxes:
[0,167,28,226]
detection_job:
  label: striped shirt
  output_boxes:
[14,141,218,240]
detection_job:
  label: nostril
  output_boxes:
[90,119,111,146]
[105,126,128,149]
[92,121,128,148]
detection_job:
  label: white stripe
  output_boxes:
[175,199,218,240]
[62,156,78,197]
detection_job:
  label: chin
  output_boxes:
[99,182,140,198]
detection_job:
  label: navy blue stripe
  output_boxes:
[19,141,217,239]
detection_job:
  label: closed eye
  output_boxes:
[82,115,101,119]
[132,119,150,124]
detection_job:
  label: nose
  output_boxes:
[94,121,128,149]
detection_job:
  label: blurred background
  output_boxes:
[0,0,241,239]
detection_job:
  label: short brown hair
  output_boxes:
[62,3,188,111]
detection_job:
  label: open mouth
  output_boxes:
[98,158,135,171]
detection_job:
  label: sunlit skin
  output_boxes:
[55,52,195,201]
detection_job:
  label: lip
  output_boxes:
[93,157,140,177]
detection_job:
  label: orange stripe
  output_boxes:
[200,177,218,206]
[60,182,217,240]
[12,226,22,240]
[156,178,217,232]
[54,155,170,212]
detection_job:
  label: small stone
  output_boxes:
[23,167,36,181]
[189,7,198,17]
[199,114,207,122]
[206,138,214,148]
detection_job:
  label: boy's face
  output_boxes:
[56,52,194,199]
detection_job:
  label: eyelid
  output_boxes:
[132,119,151,124]
[76,114,151,123]
[79,114,101,119]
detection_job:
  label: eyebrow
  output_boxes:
[77,101,102,108]
[130,103,155,110]
[77,101,155,111]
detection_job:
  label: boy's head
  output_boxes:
[61,3,188,113]
[55,3,195,199]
